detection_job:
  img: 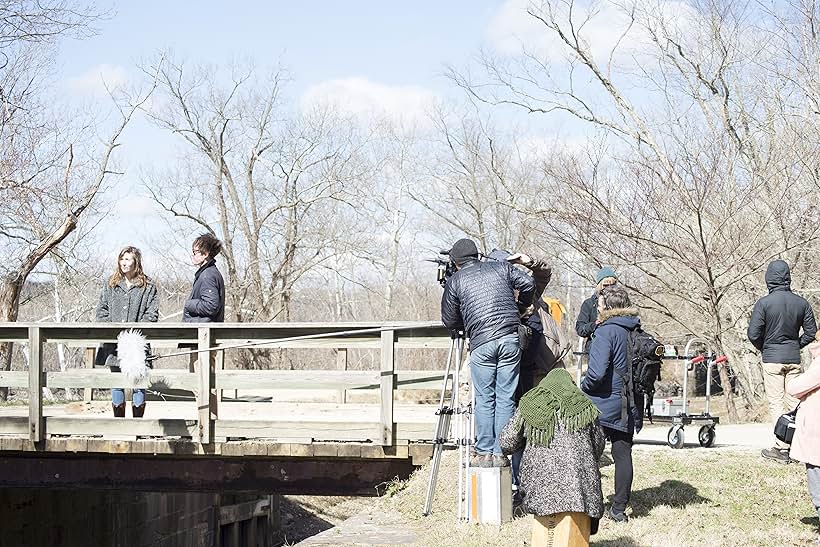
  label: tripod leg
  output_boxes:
[422,337,459,516]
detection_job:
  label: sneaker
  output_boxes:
[761,447,791,464]
[606,508,629,523]
[492,454,511,467]
[469,454,492,468]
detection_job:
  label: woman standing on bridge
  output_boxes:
[96,246,159,418]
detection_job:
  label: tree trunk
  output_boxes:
[0,274,24,401]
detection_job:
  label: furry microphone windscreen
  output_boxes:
[117,329,150,384]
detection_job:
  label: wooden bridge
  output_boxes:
[0,322,454,495]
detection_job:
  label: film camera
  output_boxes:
[429,250,457,287]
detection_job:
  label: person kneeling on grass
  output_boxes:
[500,368,605,542]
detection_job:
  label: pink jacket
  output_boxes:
[786,341,820,466]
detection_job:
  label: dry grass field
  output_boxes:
[286,446,820,546]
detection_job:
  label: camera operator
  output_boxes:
[441,238,535,468]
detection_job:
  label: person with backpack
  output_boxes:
[748,259,817,464]
[581,284,640,522]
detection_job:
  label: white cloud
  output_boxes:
[301,77,438,127]
[66,64,131,97]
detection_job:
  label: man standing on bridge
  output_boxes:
[440,238,535,468]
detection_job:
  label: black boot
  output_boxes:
[112,403,126,417]
[132,403,145,418]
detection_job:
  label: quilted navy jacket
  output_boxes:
[440,258,534,350]
[183,260,225,323]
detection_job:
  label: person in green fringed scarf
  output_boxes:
[500,368,605,532]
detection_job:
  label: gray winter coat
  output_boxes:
[96,280,159,323]
[501,409,605,518]
[748,260,817,364]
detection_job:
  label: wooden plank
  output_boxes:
[216,349,225,402]
[395,371,447,391]
[380,329,395,445]
[0,437,24,451]
[29,326,43,442]
[0,371,28,388]
[396,422,437,441]
[219,498,270,525]
[0,417,29,435]
[83,347,95,402]
[312,443,338,457]
[395,336,452,349]
[198,327,214,444]
[45,417,198,437]
[210,338,381,349]
[0,325,28,341]
[216,370,379,391]
[290,443,313,457]
[337,347,348,403]
[336,444,362,458]
[45,369,197,390]
[214,420,380,442]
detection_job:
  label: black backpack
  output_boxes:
[627,328,664,421]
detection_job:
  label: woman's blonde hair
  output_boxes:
[108,246,148,288]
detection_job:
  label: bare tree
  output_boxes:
[0,1,148,400]
[140,55,376,325]
[451,0,820,419]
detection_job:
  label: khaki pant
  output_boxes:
[762,361,802,450]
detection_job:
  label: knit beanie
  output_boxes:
[449,238,479,265]
[595,266,617,285]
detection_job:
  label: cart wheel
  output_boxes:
[698,425,716,448]
[667,425,685,449]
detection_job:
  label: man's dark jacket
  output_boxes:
[441,258,535,350]
[183,259,225,323]
[575,293,599,339]
[747,260,817,364]
[581,309,641,433]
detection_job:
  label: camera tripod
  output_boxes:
[422,331,473,519]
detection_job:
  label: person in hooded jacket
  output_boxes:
[183,233,226,323]
[748,259,817,464]
[581,284,640,523]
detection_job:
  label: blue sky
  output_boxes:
[60,1,502,97]
[55,1,519,261]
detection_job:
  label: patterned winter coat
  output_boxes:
[500,409,605,518]
[96,280,159,323]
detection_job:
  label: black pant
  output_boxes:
[603,426,633,513]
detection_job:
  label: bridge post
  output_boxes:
[197,327,216,444]
[380,328,395,445]
[28,326,43,442]
[83,347,95,402]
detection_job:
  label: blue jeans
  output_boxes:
[470,333,521,455]
[112,389,145,406]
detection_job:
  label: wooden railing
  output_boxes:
[0,322,451,447]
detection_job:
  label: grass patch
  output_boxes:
[381,447,817,546]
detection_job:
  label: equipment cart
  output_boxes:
[650,338,725,449]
